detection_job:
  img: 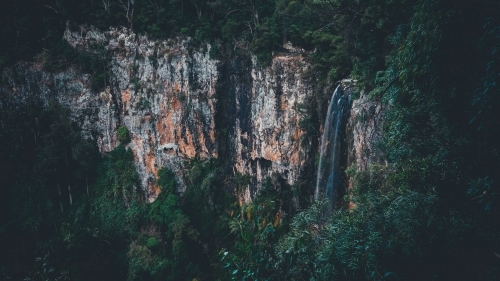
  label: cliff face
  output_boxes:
[0,27,312,201]
[227,56,312,200]
[346,90,386,177]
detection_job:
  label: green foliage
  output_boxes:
[82,43,112,91]
[180,158,233,279]
[23,257,59,281]
[220,1,500,280]
[0,100,134,280]
[278,1,500,280]
[0,0,420,91]
[275,165,485,280]
[118,126,131,144]
[0,100,231,280]
[91,145,145,240]
[136,97,151,110]
[183,158,230,237]
[3,0,500,280]
[131,167,203,281]
[235,172,251,191]
[221,177,293,281]
[145,237,159,248]
[156,168,177,194]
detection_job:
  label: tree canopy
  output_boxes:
[1,0,500,280]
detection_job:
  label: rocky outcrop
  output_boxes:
[346,90,386,175]
[229,56,312,200]
[0,26,313,201]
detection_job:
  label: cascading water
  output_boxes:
[315,85,350,210]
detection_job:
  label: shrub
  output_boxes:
[117,126,131,144]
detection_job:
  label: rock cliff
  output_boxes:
[0,27,313,201]
[226,56,312,200]
[346,89,386,177]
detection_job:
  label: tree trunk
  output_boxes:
[65,154,72,205]
[68,183,73,205]
[254,7,259,26]
[57,183,64,213]
[86,171,89,195]
[55,168,64,213]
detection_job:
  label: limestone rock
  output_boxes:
[0,26,313,202]
[346,90,386,174]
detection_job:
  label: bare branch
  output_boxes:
[118,0,135,28]
[148,0,159,10]
[245,21,253,34]
[225,9,252,17]
[43,5,60,13]
[102,0,111,14]
[193,3,202,20]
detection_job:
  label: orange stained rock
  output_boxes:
[262,145,281,162]
[170,94,182,111]
[289,150,300,165]
[288,129,303,164]
[177,128,196,157]
[156,108,176,145]
[145,136,157,177]
[194,119,210,157]
[209,129,216,146]
[281,99,288,111]
[273,212,281,227]
[173,83,180,93]
[274,55,296,61]
[149,183,161,202]
[293,128,302,141]
[348,201,356,210]
[121,89,132,110]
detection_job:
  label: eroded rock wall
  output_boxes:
[0,27,312,201]
[229,56,313,200]
[68,28,219,200]
[346,90,386,176]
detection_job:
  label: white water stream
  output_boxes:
[315,85,350,209]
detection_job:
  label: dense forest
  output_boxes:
[1,0,500,280]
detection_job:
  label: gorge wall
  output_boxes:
[346,89,386,181]
[0,27,313,202]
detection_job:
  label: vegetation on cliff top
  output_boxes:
[1,0,500,280]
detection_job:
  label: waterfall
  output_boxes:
[315,85,350,209]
